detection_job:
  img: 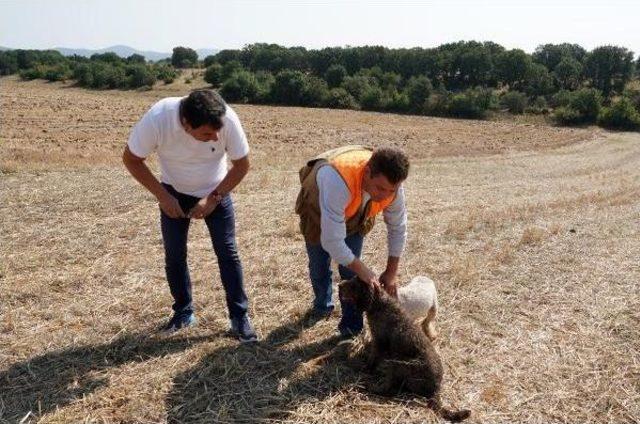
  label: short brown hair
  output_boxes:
[368,147,410,184]
[180,89,226,129]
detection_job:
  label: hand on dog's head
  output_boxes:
[338,277,383,312]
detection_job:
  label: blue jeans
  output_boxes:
[160,183,248,320]
[305,232,364,336]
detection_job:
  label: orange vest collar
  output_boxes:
[329,150,395,219]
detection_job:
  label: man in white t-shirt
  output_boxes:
[123,89,257,343]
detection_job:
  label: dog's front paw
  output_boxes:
[366,352,380,372]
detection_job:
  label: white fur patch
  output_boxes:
[397,276,438,322]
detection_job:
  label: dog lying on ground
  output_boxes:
[339,277,470,422]
[397,276,439,341]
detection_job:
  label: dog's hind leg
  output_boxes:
[367,360,398,395]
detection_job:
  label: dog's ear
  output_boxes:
[354,279,374,311]
[338,280,354,303]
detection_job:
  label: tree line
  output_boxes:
[2,42,639,130]
[0,49,178,89]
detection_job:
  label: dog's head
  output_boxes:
[338,277,379,312]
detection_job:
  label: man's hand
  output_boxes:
[188,193,221,219]
[379,270,398,298]
[347,258,380,288]
[158,191,185,219]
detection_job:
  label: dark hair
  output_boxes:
[368,147,410,184]
[179,89,227,129]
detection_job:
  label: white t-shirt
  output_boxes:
[127,97,249,198]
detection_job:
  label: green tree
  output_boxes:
[44,63,71,81]
[323,88,358,109]
[569,88,602,121]
[220,70,260,103]
[404,75,433,112]
[532,43,586,70]
[214,49,241,65]
[523,63,555,97]
[598,97,640,130]
[88,62,126,89]
[525,96,549,114]
[359,85,385,111]
[204,63,223,87]
[494,49,533,90]
[90,52,122,64]
[500,91,528,114]
[302,76,329,107]
[270,69,308,105]
[203,55,218,67]
[448,87,497,119]
[0,51,18,75]
[221,60,243,80]
[622,86,640,111]
[155,64,178,84]
[436,41,496,89]
[324,64,348,88]
[126,64,156,89]
[341,74,376,100]
[126,53,146,64]
[73,63,94,87]
[254,71,275,103]
[171,46,198,68]
[583,46,635,98]
[16,49,39,69]
[423,89,451,116]
[19,65,46,80]
[553,56,583,90]
[552,88,602,125]
[385,90,410,113]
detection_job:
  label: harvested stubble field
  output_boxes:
[1,75,639,424]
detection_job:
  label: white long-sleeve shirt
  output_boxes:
[316,165,407,266]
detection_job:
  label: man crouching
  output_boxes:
[295,146,409,338]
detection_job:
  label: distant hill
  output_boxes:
[1,45,218,62]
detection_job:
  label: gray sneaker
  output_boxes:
[230,315,258,343]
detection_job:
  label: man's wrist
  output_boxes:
[208,189,223,201]
[156,187,171,202]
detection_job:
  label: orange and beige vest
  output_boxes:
[295,146,396,244]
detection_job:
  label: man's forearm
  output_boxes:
[123,156,167,201]
[211,158,249,196]
[347,257,366,276]
[385,255,400,275]
[347,257,377,285]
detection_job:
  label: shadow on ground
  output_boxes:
[165,312,367,423]
[0,330,217,422]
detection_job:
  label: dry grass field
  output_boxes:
[1,75,639,423]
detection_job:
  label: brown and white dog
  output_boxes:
[339,277,470,422]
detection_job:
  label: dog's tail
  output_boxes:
[427,396,471,422]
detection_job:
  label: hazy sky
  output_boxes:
[1,0,638,55]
